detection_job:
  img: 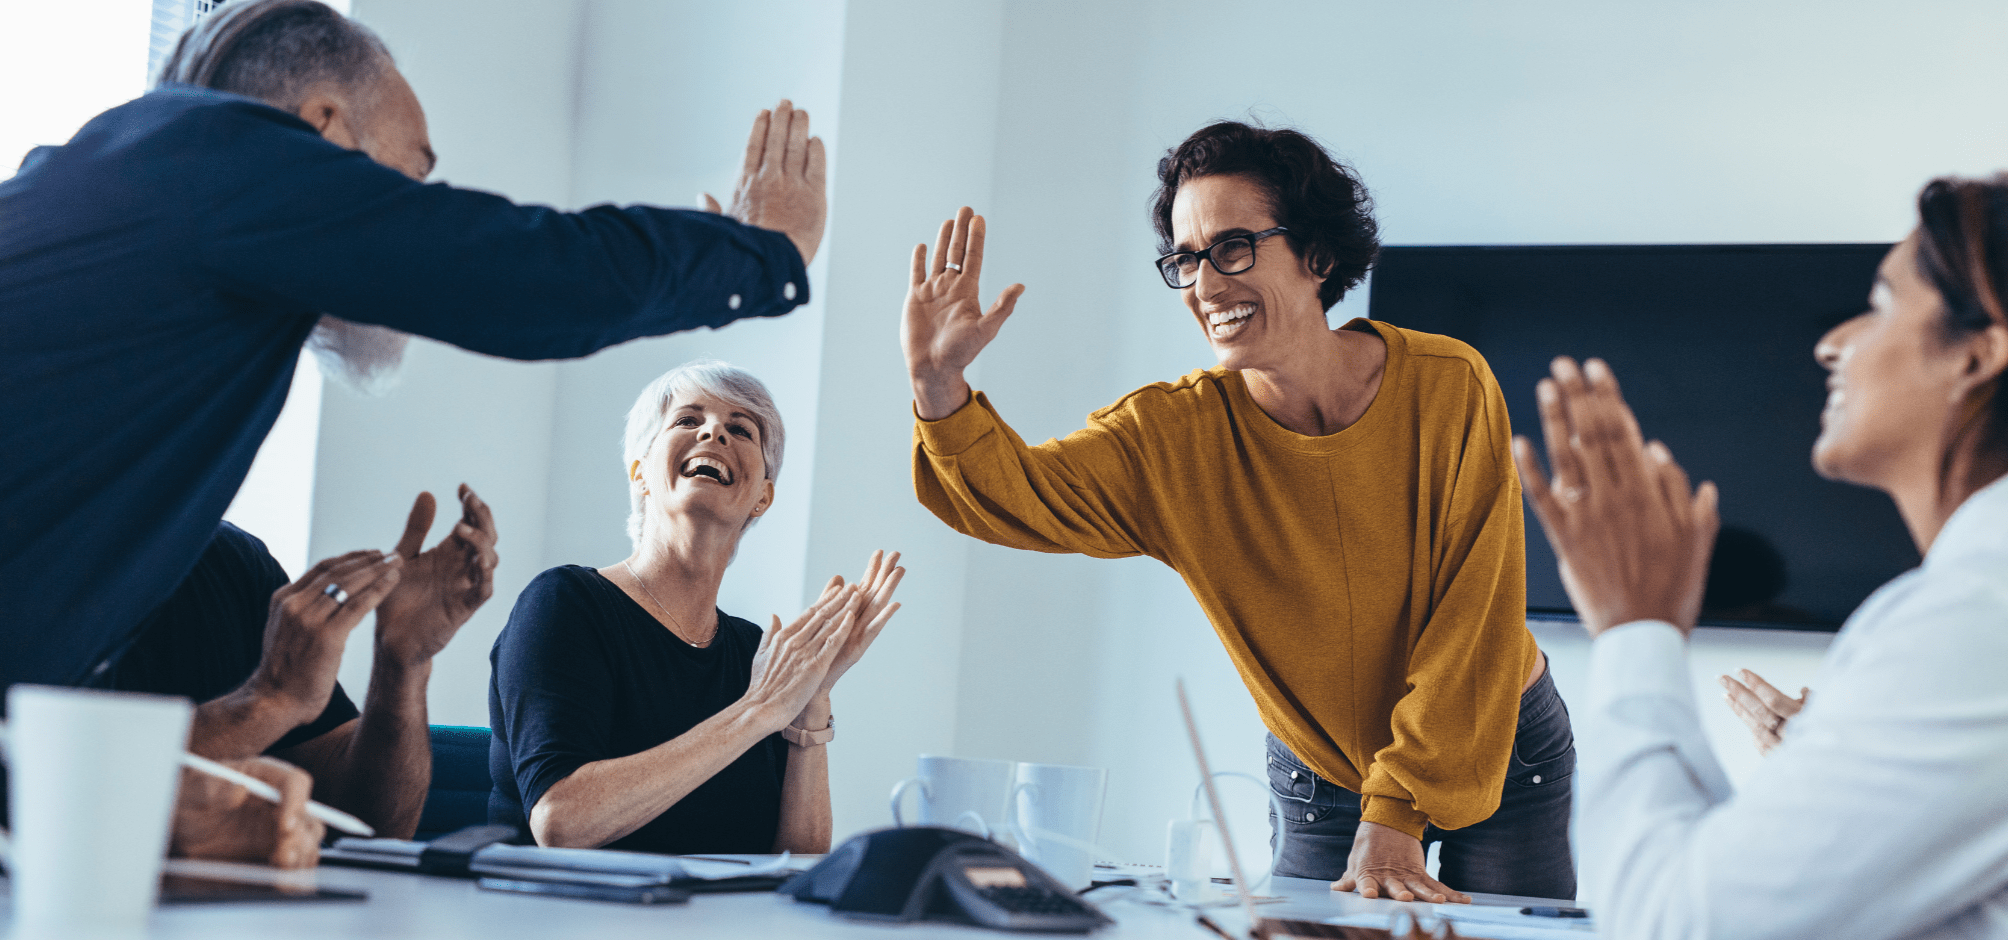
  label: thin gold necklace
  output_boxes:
[622,560,715,648]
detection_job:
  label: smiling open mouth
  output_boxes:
[1206,303,1254,339]
[680,456,734,485]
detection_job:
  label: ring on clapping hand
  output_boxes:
[1560,486,1584,503]
[944,262,962,272]
[324,584,349,605]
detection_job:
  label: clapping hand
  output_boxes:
[812,550,905,700]
[746,583,867,726]
[247,550,402,724]
[1721,670,1808,754]
[904,207,1026,419]
[1511,357,1719,637]
[703,100,827,265]
[374,485,499,666]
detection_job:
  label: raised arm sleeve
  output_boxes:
[1357,368,1534,838]
[913,391,1153,560]
[186,99,808,360]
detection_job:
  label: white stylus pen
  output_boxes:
[180,751,375,837]
[0,719,374,837]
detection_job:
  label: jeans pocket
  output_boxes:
[1266,755,1317,805]
[1509,683,1576,788]
[1265,738,1351,824]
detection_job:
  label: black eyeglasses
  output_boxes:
[1155,227,1288,289]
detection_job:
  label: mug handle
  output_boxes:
[889,776,929,828]
[1008,781,1039,858]
[1190,771,1285,893]
[953,810,991,840]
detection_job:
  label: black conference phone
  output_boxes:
[780,826,1111,933]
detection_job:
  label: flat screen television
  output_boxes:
[1368,244,1917,632]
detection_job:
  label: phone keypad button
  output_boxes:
[979,885,1089,915]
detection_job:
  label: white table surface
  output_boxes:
[2,858,1591,939]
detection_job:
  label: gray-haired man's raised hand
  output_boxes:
[703,100,828,266]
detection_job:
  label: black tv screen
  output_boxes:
[1369,244,1918,632]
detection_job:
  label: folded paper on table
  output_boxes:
[1313,904,1594,940]
[323,838,799,885]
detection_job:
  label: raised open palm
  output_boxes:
[903,207,1026,419]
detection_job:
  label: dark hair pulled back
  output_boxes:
[1151,121,1379,311]
[1914,176,2008,451]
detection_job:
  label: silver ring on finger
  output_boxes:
[944,261,962,273]
[323,583,349,605]
[1560,486,1584,503]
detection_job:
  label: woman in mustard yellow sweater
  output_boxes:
[899,121,1572,902]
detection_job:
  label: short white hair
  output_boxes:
[622,359,785,547]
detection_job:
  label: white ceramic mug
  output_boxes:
[3,685,192,938]
[1008,762,1107,890]
[889,755,1015,838]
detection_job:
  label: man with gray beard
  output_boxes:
[0,0,824,861]
[0,0,822,692]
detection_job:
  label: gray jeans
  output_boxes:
[1265,666,1577,899]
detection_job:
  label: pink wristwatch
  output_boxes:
[782,714,835,748]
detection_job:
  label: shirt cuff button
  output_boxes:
[783,282,797,301]
[728,294,742,310]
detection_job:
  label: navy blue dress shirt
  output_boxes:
[0,86,809,691]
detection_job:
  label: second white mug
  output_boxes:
[1009,762,1108,891]
[889,755,1015,838]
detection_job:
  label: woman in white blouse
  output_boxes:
[1515,175,2008,939]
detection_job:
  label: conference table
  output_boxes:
[2,857,1593,939]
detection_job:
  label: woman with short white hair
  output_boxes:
[488,359,903,853]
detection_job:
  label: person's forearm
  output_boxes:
[772,695,833,853]
[188,683,317,761]
[530,697,788,849]
[310,652,434,839]
[912,369,972,421]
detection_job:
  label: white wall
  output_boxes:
[806,0,1007,844]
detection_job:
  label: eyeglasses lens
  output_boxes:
[1161,254,1201,289]
[1211,237,1255,274]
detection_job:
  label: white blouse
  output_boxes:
[1579,475,2008,940]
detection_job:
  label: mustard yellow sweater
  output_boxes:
[913,319,1536,838]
